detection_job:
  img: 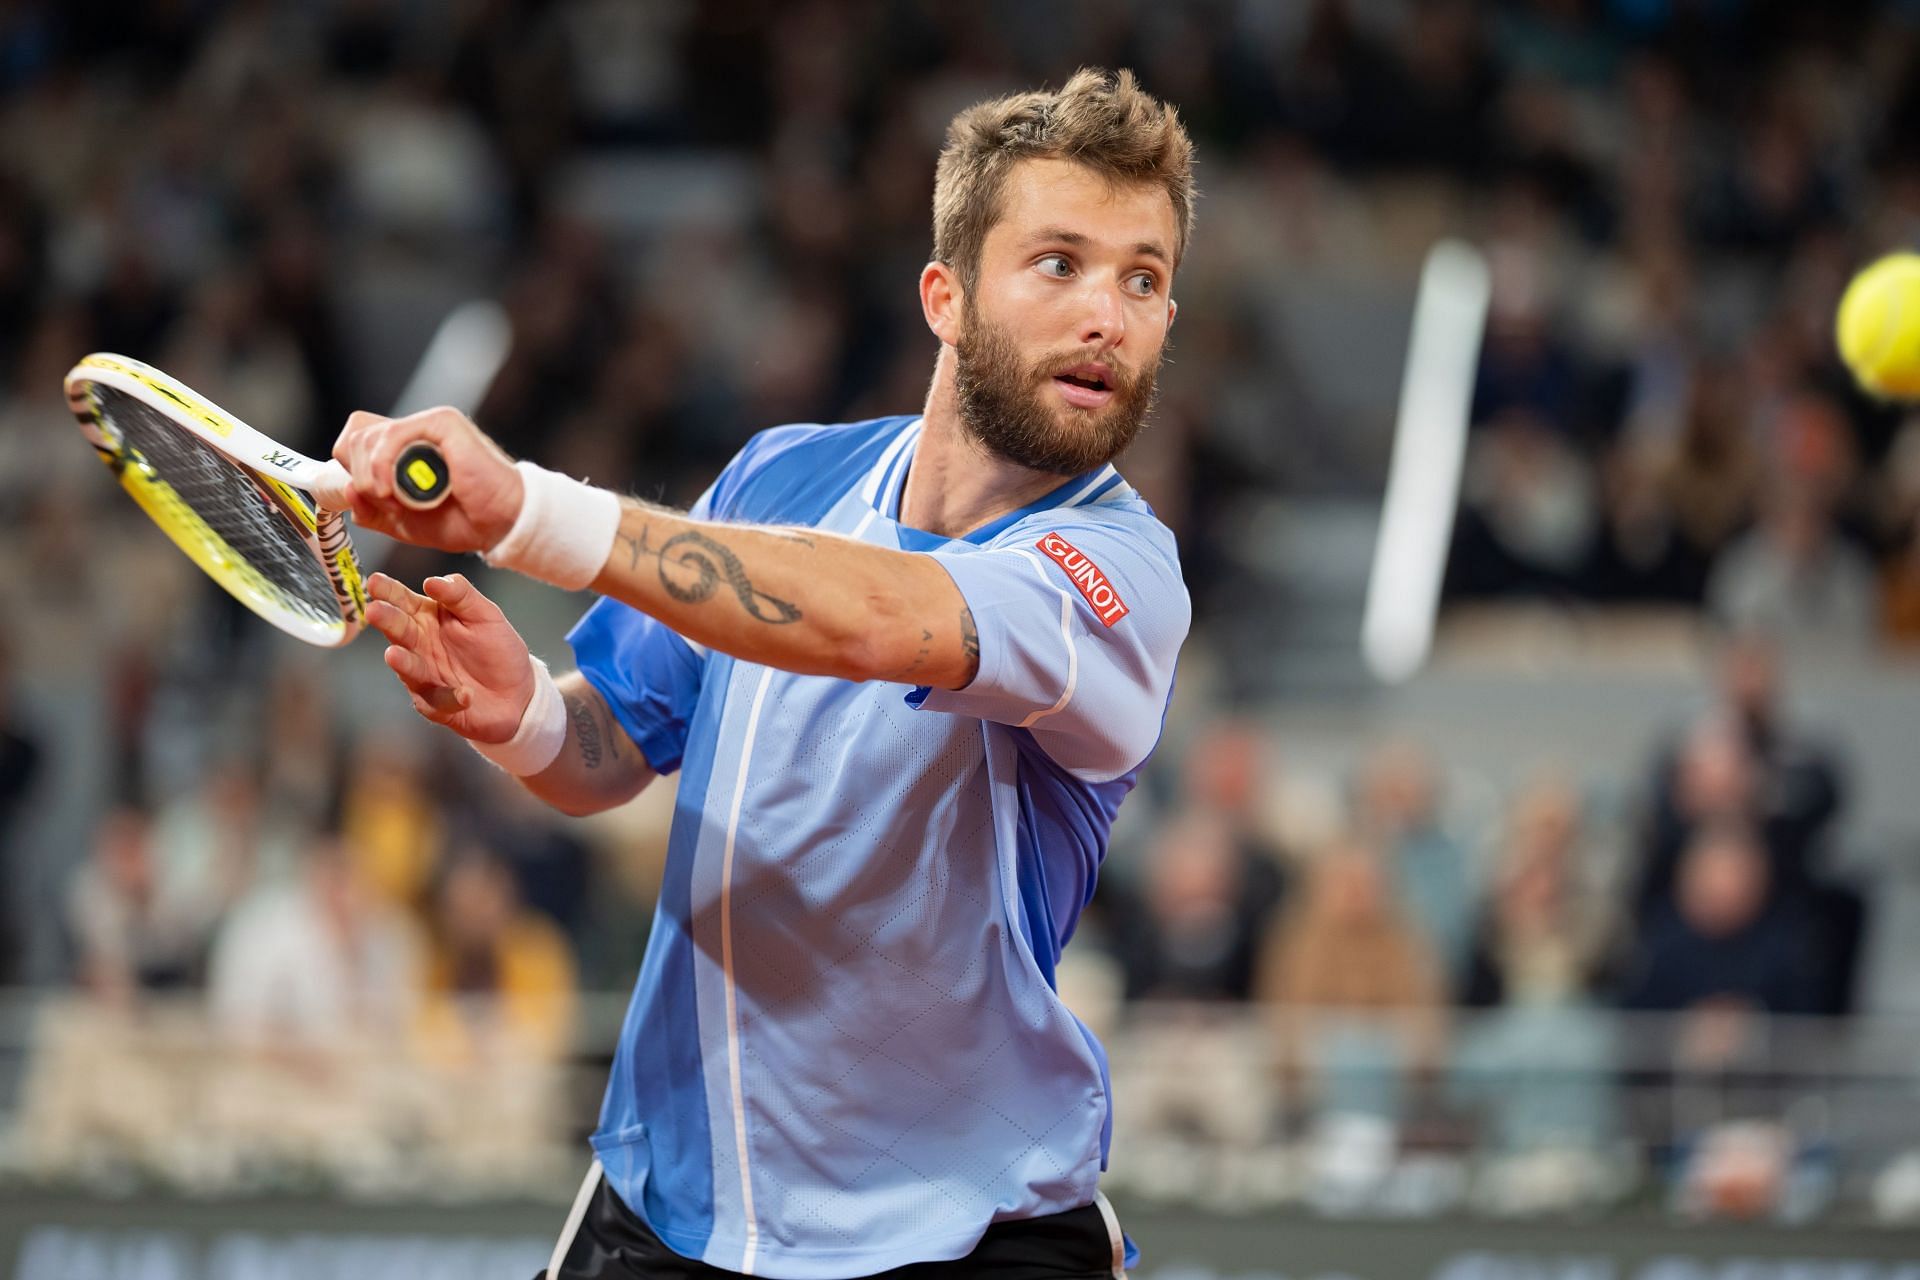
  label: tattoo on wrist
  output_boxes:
[567,693,602,769]
[616,524,655,572]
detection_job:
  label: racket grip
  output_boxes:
[394,442,451,510]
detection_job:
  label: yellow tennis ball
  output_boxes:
[1837,252,1920,399]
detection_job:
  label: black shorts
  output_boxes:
[537,1161,1127,1280]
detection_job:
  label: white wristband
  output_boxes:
[469,655,568,776]
[483,460,622,590]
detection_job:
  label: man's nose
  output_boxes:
[1077,281,1126,349]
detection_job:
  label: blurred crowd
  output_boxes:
[1,0,1918,1219]
[1090,627,1872,1216]
[4,1,1920,638]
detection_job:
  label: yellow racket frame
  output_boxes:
[65,353,367,648]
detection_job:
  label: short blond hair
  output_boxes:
[932,67,1196,293]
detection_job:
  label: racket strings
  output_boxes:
[96,387,342,625]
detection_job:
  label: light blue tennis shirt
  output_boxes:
[567,414,1187,1278]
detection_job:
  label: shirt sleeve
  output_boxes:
[566,599,706,775]
[909,515,1189,783]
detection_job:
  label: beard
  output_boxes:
[953,304,1160,476]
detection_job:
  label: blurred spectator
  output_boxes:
[253,212,355,441]
[1585,434,1712,603]
[85,239,180,362]
[1464,779,1610,1009]
[1696,97,1839,255]
[1885,517,1920,645]
[0,625,42,980]
[157,267,316,452]
[1450,780,1619,1169]
[418,844,577,1063]
[1624,821,1817,1035]
[0,171,48,379]
[1108,720,1288,1001]
[1638,714,1804,910]
[1259,841,1443,1123]
[207,833,421,1049]
[1717,633,1846,855]
[144,756,295,961]
[64,808,174,998]
[64,766,280,996]
[1636,635,1864,1015]
[1451,409,1599,596]
[1472,231,1586,436]
[485,779,599,948]
[1680,1119,1803,1222]
[1111,809,1265,1002]
[339,734,446,915]
[1664,359,1761,567]
[1354,740,1476,988]
[256,655,339,832]
[1707,480,1877,647]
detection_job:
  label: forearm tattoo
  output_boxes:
[960,606,980,669]
[598,694,622,760]
[566,693,602,769]
[880,628,935,682]
[616,519,803,625]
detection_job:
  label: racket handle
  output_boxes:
[394,442,451,510]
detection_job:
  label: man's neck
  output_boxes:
[899,346,1075,540]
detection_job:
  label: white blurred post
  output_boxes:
[1361,240,1491,684]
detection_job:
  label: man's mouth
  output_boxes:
[1052,362,1115,408]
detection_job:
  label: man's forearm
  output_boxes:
[518,671,655,817]
[590,500,980,689]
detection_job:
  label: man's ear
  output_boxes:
[921,261,963,346]
[1167,297,1178,330]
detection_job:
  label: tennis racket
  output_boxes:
[64,353,455,649]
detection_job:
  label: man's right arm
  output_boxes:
[520,671,655,816]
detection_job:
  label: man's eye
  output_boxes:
[1127,273,1158,296]
[1037,255,1072,278]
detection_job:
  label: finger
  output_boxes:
[385,649,474,715]
[332,410,388,465]
[383,643,436,688]
[343,413,396,502]
[403,690,451,721]
[386,653,459,724]
[366,599,419,647]
[405,682,473,716]
[346,415,395,500]
[391,405,459,440]
[422,573,499,624]
[348,491,401,538]
[382,652,472,710]
[366,572,429,615]
[358,433,393,503]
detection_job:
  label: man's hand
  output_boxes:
[332,406,524,553]
[364,571,537,742]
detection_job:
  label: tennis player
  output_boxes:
[333,68,1193,1280]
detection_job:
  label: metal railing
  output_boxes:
[3,990,1918,1222]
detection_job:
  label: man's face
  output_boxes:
[954,158,1178,476]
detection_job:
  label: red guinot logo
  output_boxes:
[1037,532,1129,626]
